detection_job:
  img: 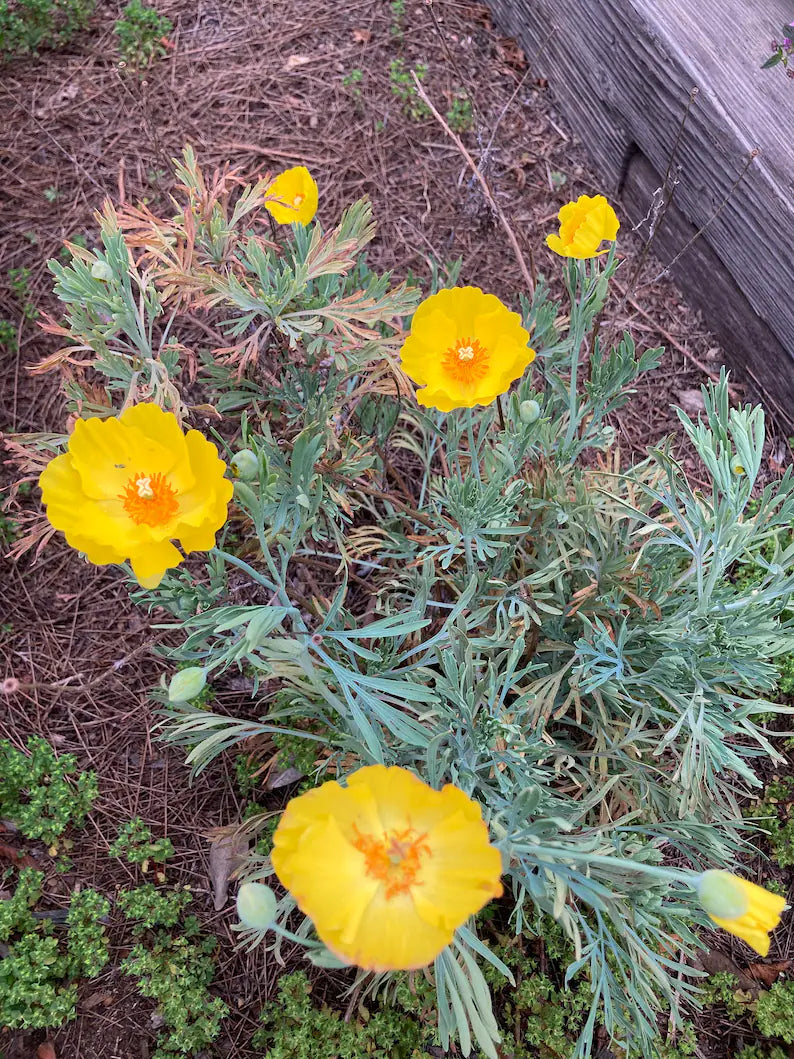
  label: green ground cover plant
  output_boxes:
[119,897,229,1057]
[19,147,794,1058]
[0,0,93,59]
[110,816,175,867]
[0,735,98,849]
[0,868,109,1029]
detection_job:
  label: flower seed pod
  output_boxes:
[237,882,277,930]
[519,399,541,424]
[91,260,114,282]
[167,666,207,703]
[231,449,259,480]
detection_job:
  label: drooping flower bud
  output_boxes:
[230,449,259,480]
[167,666,207,703]
[237,882,277,929]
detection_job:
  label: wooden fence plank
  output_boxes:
[487,0,794,416]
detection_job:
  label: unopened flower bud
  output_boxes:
[91,260,114,282]
[237,882,277,929]
[731,460,746,476]
[697,870,748,919]
[519,399,541,424]
[231,448,259,480]
[167,666,207,703]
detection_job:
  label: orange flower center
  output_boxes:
[120,471,179,527]
[352,825,431,900]
[292,193,305,207]
[441,336,490,386]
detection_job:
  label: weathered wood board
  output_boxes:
[486,0,794,420]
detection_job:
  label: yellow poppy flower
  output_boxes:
[39,404,233,589]
[399,286,535,413]
[271,765,503,971]
[697,869,787,957]
[265,166,318,225]
[545,194,620,259]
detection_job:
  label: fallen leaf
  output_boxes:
[0,842,36,868]
[284,54,311,71]
[209,832,249,911]
[746,960,793,988]
[37,1044,56,1059]
[82,990,114,1011]
[267,766,304,790]
[697,949,761,995]
[675,388,705,416]
[352,28,372,44]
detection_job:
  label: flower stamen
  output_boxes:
[441,336,490,386]
[120,471,179,527]
[352,824,431,899]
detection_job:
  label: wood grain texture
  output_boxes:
[487,0,794,408]
[621,152,790,416]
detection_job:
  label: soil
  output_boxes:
[0,1,791,1058]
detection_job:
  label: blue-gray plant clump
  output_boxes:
[41,149,794,1059]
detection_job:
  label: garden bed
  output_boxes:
[1,3,793,1059]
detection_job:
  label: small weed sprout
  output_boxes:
[120,905,229,1056]
[390,0,405,39]
[114,0,172,70]
[762,23,794,80]
[389,57,431,120]
[110,816,175,869]
[446,89,474,133]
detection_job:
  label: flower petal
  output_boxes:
[129,540,183,588]
[265,166,318,225]
[68,411,190,501]
[273,776,382,858]
[324,886,453,971]
[273,816,380,954]
[412,809,503,932]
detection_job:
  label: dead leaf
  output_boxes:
[675,388,705,416]
[284,54,311,71]
[82,990,114,1011]
[0,843,36,868]
[352,28,372,44]
[209,832,249,911]
[37,1044,56,1059]
[267,766,304,790]
[697,949,761,996]
[746,960,793,988]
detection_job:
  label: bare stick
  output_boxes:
[410,72,535,294]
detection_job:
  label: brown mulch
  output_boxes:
[0,1,790,1057]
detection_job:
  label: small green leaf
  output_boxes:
[761,50,783,68]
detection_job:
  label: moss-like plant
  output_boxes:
[0,736,98,847]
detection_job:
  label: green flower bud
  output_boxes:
[519,399,541,424]
[91,260,114,282]
[237,882,277,930]
[233,481,257,510]
[167,667,207,703]
[731,460,746,476]
[697,870,748,919]
[231,449,259,480]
